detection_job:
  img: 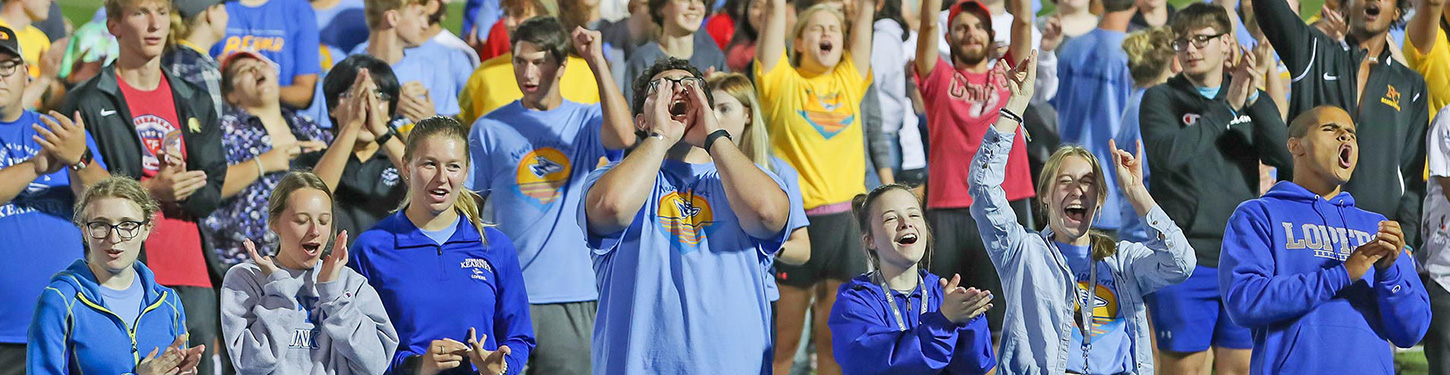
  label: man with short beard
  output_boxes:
[1256,0,1428,247]
[911,0,1034,342]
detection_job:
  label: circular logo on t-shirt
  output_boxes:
[381,167,400,187]
[513,147,573,208]
[134,114,180,173]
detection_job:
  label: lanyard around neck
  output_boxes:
[876,271,927,332]
[1076,260,1099,374]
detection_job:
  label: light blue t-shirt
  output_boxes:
[0,111,107,343]
[355,46,463,117]
[1052,28,1133,231]
[579,158,796,375]
[98,278,146,330]
[313,0,368,53]
[466,100,616,304]
[1057,242,1132,375]
[421,216,461,246]
[764,156,810,302]
[1115,88,1152,243]
[215,0,322,86]
[413,37,476,95]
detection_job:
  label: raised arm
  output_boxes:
[692,84,790,238]
[574,27,636,150]
[1407,0,1444,54]
[915,0,944,76]
[1253,0,1322,81]
[970,51,1036,263]
[756,0,789,72]
[583,83,679,236]
[1107,139,1197,293]
[849,0,875,77]
[1007,0,1034,65]
[312,72,372,193]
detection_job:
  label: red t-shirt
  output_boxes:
[916,58,1035,209]
[117,74,212,288]
[481,20,510,62]
[704,13,734,50]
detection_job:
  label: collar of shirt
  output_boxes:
[391,213,483,249]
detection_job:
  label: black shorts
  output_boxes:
[775,211,868,288]
[926,201,1032,337]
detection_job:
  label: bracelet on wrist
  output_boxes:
[253,158,265,176]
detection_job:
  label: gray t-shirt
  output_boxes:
[622,34,729,105]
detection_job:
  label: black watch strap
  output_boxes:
[704,129,732,153]
[376,126,400,146]
[70,148,94,171]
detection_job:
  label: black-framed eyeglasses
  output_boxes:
[1173,33,1227,51]
[340,89,394,102]
[646,76,704,95]
[0,59,23,78]
[84,220,150,241]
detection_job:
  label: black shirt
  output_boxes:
[296,149,407,245]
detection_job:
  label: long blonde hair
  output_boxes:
[1036,146,1116,261]
[399,116,493,244]
[705,73,773,172]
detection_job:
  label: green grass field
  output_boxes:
[54,0,1429,374]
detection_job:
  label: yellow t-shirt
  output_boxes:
[755,54,873,209]
[0,19,49,78]
[457,53,601,125]
[1405,27,1450,119]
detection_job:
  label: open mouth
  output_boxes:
[522,83,539,93]
[895,233,919,245]
[301,242,323,255]
[669,98,689,121]
[1064,203,1087,223]
[1338,143,1354,169]
[818,40,835,55]
[1365,4,1382,17]
[429,188,450,201]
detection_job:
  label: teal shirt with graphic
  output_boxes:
[465,100,616,304]
[1058,241,1132,375]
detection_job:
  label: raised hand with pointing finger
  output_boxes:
[466,327,511,375]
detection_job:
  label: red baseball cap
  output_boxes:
[946,0,994,37]
[220,50,278,74]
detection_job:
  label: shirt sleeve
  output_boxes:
[465,118,494,191]
[577,161,639,255]
[753,168,796,259]
[1429,110,1450,179]
[827,287,992,375]
[486,230,537,374]
[219,265,307,375]
[316,271,400,375]
[291,2,323,77]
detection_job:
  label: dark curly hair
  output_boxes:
[629,57,715,116]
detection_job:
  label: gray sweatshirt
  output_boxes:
[221,262,399,375]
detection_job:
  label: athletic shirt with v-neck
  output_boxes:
[1057,241,1130,375]
[117,74,212,288]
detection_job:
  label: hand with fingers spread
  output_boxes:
[419,339,469,375]
[175,338,207,375]
[643,79,686,144]
[33,111,90,171]
[245,239,279,277]
[938,274,995,324]
[465,327,512,375]
[1314,5,1347,42]
[318,231,350,283]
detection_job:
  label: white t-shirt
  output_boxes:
[1421,104,1450,291]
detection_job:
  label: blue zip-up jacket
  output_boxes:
[27,260,188,375]
[828,269,996,375]
[350,212,536,375]
[1220,182,1431,375]
[969,127,1196,374]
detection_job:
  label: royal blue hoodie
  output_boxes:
[27,260,188,375]
[1220,182,1431,375]
[349,212,536,375]
[828,270,996,375]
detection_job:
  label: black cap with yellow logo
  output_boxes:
[0,26,21,62]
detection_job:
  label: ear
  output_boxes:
[634,113,649,132]
[860,232,874,251]
[1287,138,1303,156]
[385,9,401,29]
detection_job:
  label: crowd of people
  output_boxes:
[1,0,1447,372]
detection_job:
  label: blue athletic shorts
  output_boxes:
[1144,265,1253,352]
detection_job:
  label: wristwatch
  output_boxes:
[375,125,401,146]
[70,149,93,171]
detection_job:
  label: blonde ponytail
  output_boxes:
[399,116,494,245]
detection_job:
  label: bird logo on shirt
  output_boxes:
[1073,282,1123,340]
[514,148,573,208]
[797,89,855,139]
[657,191,715,251]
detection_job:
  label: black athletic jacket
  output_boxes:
[1140,74,1292,266]
[1256,0,1429,247]
[60,65,227,220]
